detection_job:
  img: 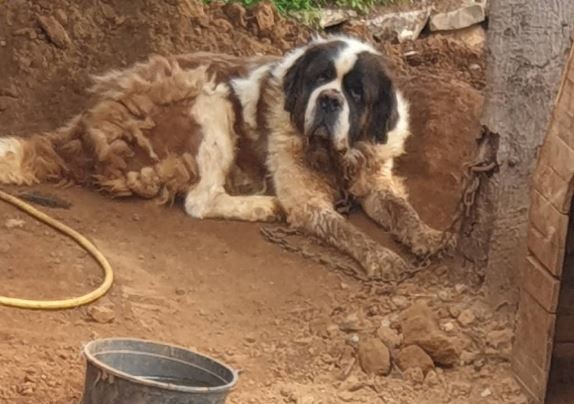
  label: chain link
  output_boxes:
[259,126,498,283]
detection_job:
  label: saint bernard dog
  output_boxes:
[0,36,453,280]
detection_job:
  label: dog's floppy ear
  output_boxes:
[369,73,399,144]
[283,54,307,115]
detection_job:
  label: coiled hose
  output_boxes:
[0,190,113,309]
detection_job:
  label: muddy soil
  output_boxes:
[0,0,528,403]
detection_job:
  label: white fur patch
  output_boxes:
[185,84,236,218]
[0,138,26,184]
[374,90,411,160]
[231,64,272,136]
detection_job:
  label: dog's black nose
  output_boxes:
[318,90,343,113]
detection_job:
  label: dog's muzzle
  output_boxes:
[311,89,344,140]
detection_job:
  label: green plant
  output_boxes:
[203,0,404,16]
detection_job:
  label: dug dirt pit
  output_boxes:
[0,0,528,403]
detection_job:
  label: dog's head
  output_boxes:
[281,37,407,156]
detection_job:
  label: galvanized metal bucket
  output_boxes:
[81,338,238,404]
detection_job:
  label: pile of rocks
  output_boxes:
[321,0,487,47]
[353,302,461,383]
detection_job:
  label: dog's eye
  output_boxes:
[316,71,331,84]
[349,86,363,102]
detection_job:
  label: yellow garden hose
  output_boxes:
[0,190,113,309]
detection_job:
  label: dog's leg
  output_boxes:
[184,86,282,222]
[185,188,282,222]
[271,157,408,280]
[360,172,454,257]
[291,203,408,280]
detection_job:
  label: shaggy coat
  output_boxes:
[0,36,451,280]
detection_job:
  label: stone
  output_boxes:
[391,295,410,309]
[367,9,430,43]
[319,9,357,29]
[376,326,402,349]
[396,345,435,375]
[450,381,472,397]
[87,305,116,324]
[251,2,274,33]
[441,321,455,333]
[424,369,440,387]
[454,284,468,295]
[400,303,460,366]
[5,218,25,229]
[54,9,68,24]
[339,313,362,332]
[429,4,486,32]
[403,367,424,384]
[358,337,391,376]
[448,306,461,318]
[37,15,71,49]
[486,329,513,353]
[223,3,247,27]
[480,388,492,398]
[435,24,486,49]
[457,309,476,327]
[460,350,479,365]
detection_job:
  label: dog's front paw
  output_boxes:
[361,247,409,282]
[410,227,457,258]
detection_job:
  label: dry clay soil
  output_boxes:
[0,1,530,403]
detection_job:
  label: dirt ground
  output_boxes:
[0,0,530,403]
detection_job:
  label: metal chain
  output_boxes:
[259,126,498,283]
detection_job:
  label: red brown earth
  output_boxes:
[0,0,527,403]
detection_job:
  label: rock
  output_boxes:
[376,326,402,349]
[441,321,455,333]
[391,295,410,309]
[37,15,71,49]
[223,3,247,27]
[367,9,430,43]
[401,303,460,366]
[212,18,233,33]
[424,369,440,387]
[486,329,513,353]
[87,305,116,324]
[457,309,476,327]
[54,9,68,25]
[339,313,362,332]
[403,367,424,384]
[460,349,479,365]
[481,388,492,398]
[434,24,486,49]
[358,337,391,376]
[5,218,25,229]
[175,288,186,296]
[397,345,435,375]
[450,380,472,398]
[346,333,359,347]
[251,2,274,33]
[429,4,486,32]
[319,9,357,29]
[448,305,461,318]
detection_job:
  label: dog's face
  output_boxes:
[282,38,401,154]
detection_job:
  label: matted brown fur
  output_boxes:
[16,53,273,203]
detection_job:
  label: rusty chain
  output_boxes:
[260,126,498,284]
